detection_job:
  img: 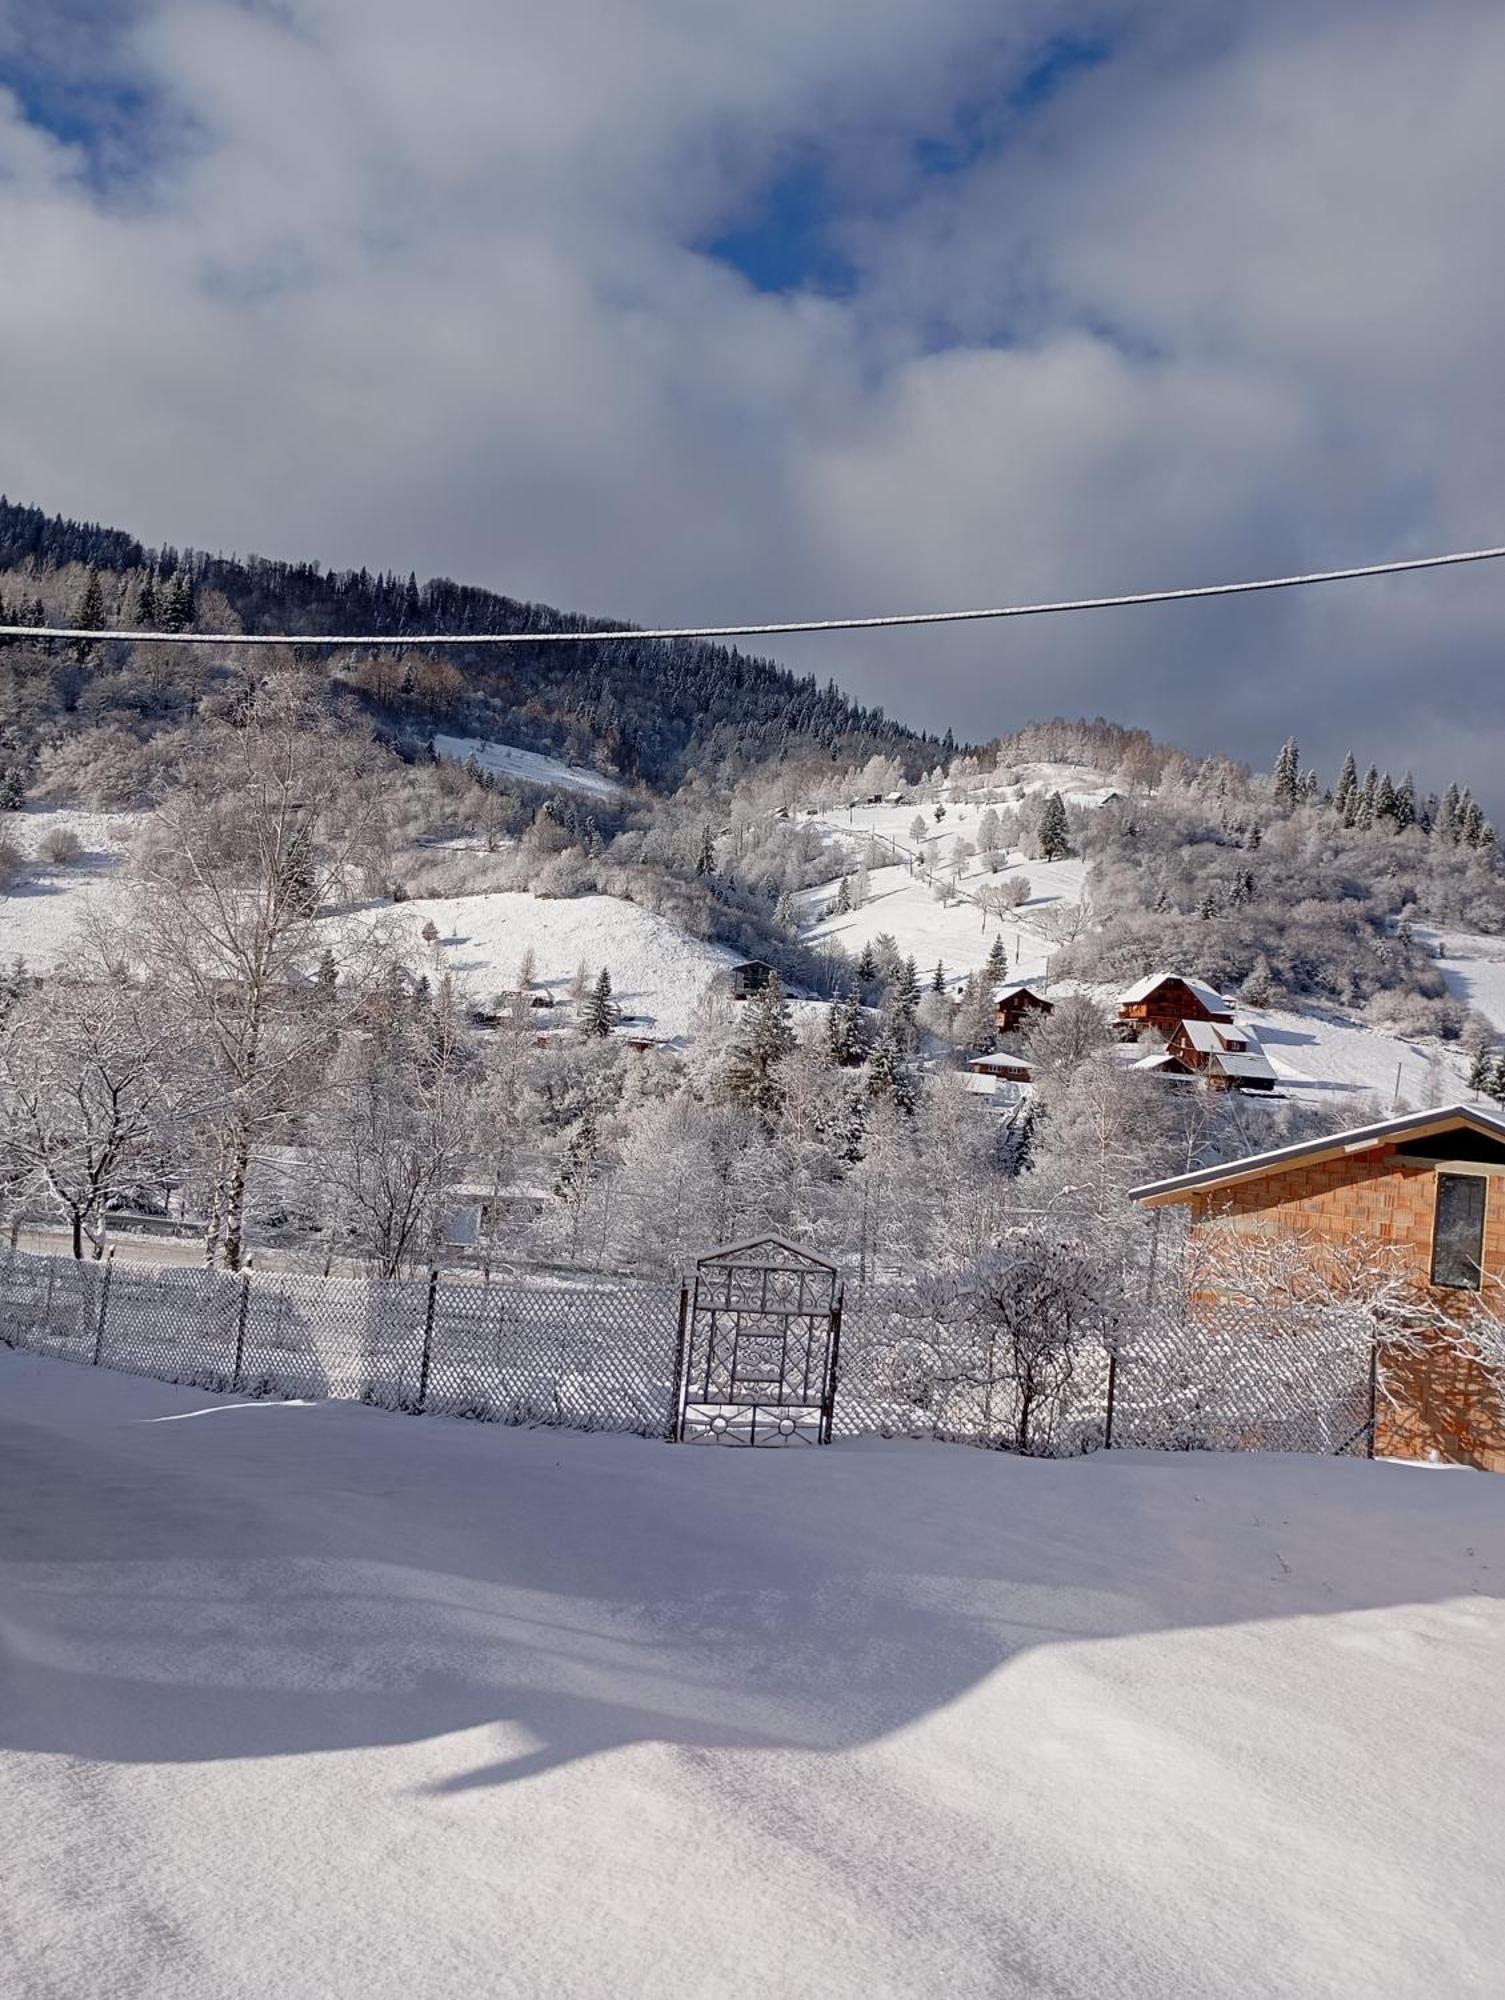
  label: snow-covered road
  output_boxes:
[3,1351,1504,1997]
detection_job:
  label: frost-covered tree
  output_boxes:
[1272,737,1300,812]
[726,975,794,1121]
[1037,791,1070,861]
[582,968,618,1037]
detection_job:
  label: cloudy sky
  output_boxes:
[2,1,1503,796]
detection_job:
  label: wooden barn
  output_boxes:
[1131,1105,1505,1471]
[992,981,1052,1037]
[1117,973,1233,1039]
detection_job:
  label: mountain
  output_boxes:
[0,496,945,790]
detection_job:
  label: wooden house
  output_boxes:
[729,961,775,1000]
[1166,1018,1277,1092]
[992,982,1053,1037]
[1131,1105,1505,1471]
[1117,973,1233,1039]
[966,1052,1032,1084]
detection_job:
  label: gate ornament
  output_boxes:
[676,1238,843,1446]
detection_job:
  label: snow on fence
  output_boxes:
[0,1245,1375,1458]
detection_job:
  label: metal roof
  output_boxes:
[1129,1102,1505,1207]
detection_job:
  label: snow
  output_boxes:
[1425,927,1505,1037]
[4,1348,1504,1999]
[328,889,739,1039]
[0,806,146,971]
[433,733,625,801]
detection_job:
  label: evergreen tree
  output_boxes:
[1272,736,1300,811]
[984,935,1009,987]
[135,570,158,629]
[1460,797,1489,848]
[554,1104,600,1204]
[1468,1042,1496,1095]
[1438,783,1461,844]
[75,567,105,631]
[866,1013,916,1113]
[957,972,997,1054]
[1038,791,1070,861]
[314,948,338,1003]
[160,570,194,633]
[826,987,868,1067]
[1333,751,1358,820]
[582,967,618,1037]
[894,955,922,1023]
[726,975,794,1120]
[835,873,853,914]
[695,825,716,878]
[854,941,878,985]
[1374,772,1397,825]
[930,959,946,995]
[1355,766,1379,830]
[1393,771,1416,831]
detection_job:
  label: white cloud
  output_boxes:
[0,1,1502,801]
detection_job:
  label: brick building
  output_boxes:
[1118,973,1233,1040]
[1131,1105,1505,1470]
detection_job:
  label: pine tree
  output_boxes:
[1393,772,1416,831]
[895,955,922,1023]
[695,825,716,878]
[930,959,946,995]
[1272,737,1300,811]
[1355,766,1379,830]
[957,972,997,1054]
[727,975,794,1119]
[1333,751,1358,820]
[854,941,878,985]
[582,967,618,1037]
[835,873,853,914]
[135,570,158,628]
[1468,1043,1496,1095]
[75,568,104,631]
[1438,783,1461,844]
[1460,797,1488,848]
[866,1013,916,1113]
[314,948,338,1003]
[984,935,1008,987]
[1374,772,1397,825]
[1038,791,1070,861]
[827,987,868,1067]
[160,570,194,634]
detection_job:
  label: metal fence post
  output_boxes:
[1366,1340,1379,1460]
[1103,1345,1118,1450]
[232,1270,251,1390]
[667,1280,690,1441]
[416,1268,439,1412]
[821,1286,845,1445]
[91,1252,114,1367]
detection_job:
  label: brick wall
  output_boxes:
[1189,1142,1505,1470]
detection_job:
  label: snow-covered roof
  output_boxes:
[969,1052,1032,1074]
[1209,1048,1277,1083]
[1132,1049,1194,1075]
[992,981,1049,1006]
[1175,1018,1223,1053]
[1119,972,1231,1015]
[1130,1103,1505,1206]
[1176,1017,1268,1057]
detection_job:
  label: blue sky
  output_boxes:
[1,0,1504,801]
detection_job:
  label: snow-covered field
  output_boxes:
[434,733,624,801]
[4,1348,1503,1998]
[0,805,145,971]
[330,890,739,1039]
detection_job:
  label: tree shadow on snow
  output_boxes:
[1,1377,1502,1794]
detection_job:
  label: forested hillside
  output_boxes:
[0,496,944,794]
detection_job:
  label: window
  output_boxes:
[1431,1172,1487,1289]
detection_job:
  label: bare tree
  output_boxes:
[130,675,391,1269]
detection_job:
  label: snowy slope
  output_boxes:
[4,1349,1504,1999]
[1424,927,1505,1037]
[330,890,738,1038]
[0,806,145,970]
[434,732,624,800]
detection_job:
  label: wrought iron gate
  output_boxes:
[675,1238,843,1446]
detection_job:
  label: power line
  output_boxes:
[3,541,1503,648]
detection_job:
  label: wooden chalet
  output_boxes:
[966,1051,1032,1084]
[992,981,1053,1037]
[1165,1018,1277,1092]
[1117,973,1233,1039]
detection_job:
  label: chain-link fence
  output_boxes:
[0,1247,682,1437]
[833,1292,1376,1458]
[0,1243,1376,1459]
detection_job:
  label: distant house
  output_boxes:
[729,960,775,1000]
[1117,973,1234,1039]
[992,982,1053,1037]
[966,1051,1032,1084]
[1130,1104,1505,1471]
[1166,1018,1277,1092]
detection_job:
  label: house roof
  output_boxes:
[1129,1103,1505,1208]
[1174,1017,1265,1056]
[1119,972,1231,1015]
[969,1052,1032,1074]
[1208,1048,1277,1083]
[992,981,1049,1006]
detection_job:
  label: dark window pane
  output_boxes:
[1431,1172,1486,1289]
